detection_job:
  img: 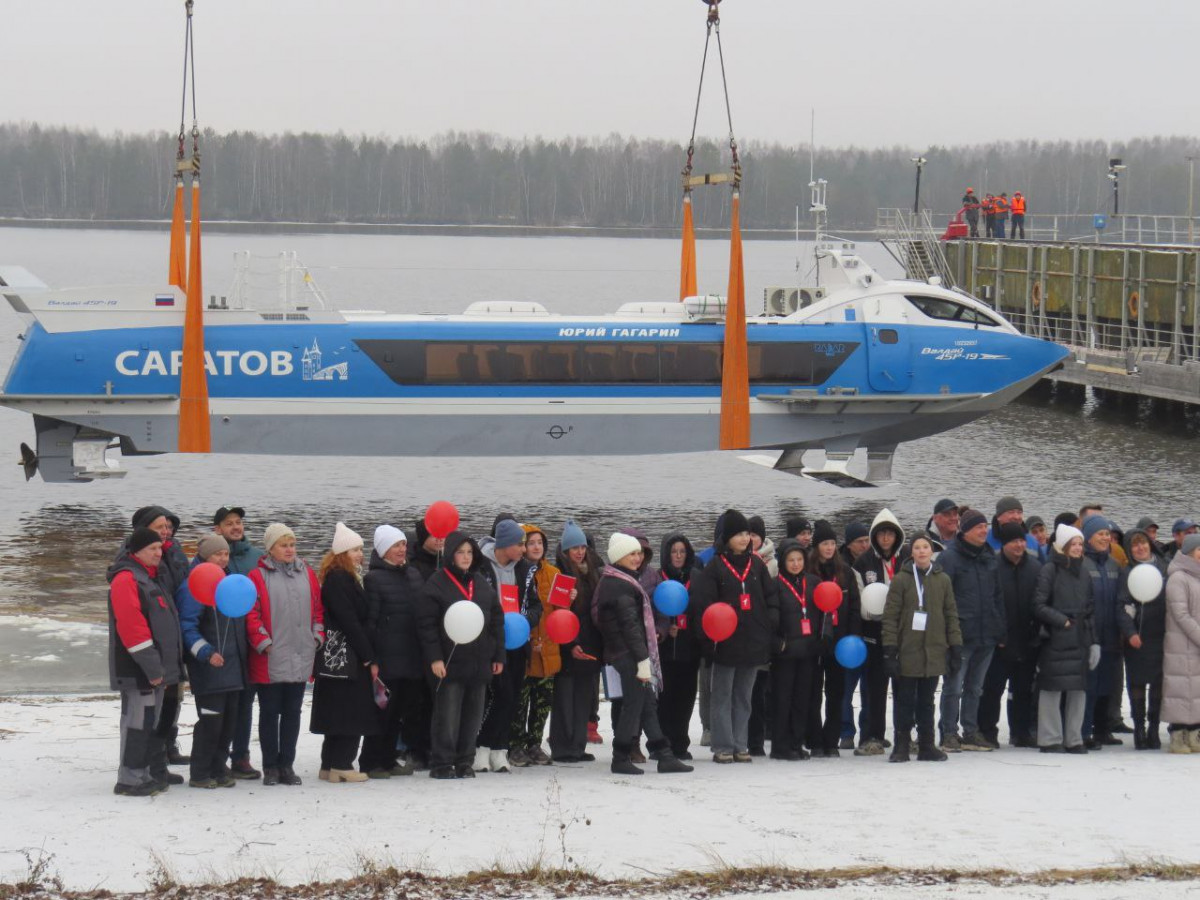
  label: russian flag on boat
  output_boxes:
[155,294,175,307]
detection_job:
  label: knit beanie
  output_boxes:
[373,524,407,559]
[1025,515,1045,532]
[844,521,869,544]
[196,533,230,561]
[994,496,1023,516]
[812,521,838,548]
[494,518,526,550]
[331,522,363,555]
[607,532,643,565]
[786,517,813,538]
[491,512,517,537]
[128,527,162,554]
[720,508,751,543]
[263,522,295,552]
[747,515,767,542]
[996,522,1026,546]
[1182,534,1200,557]
[1054,523,1084,553]
[561,518,587,552]
[1081,515,1111,543]
[958,509,988,535]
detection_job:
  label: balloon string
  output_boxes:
[436,643,458,694]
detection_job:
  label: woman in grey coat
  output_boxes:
[1162,533,1200,753]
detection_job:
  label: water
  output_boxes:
[0,226,1196,692]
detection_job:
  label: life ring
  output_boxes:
[1128,291,1140,319]
[1031,281,1042,310]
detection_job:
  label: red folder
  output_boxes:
[549,574,576,608]
[500,584,520,614]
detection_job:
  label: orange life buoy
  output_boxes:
[1128,291,1140,319]
[1031,281,1042,309]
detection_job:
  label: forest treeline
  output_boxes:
[1,123,1196,230]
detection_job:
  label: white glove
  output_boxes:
[1088,644,1101,671]
[636,659,652,682]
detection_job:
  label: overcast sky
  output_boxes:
[4,0,1195,149]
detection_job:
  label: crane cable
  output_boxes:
[682,0,741,190]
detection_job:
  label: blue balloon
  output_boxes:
[653,580,689,616]
[835,635,868,670]
[215,573,256,618]
[503,612,530,650]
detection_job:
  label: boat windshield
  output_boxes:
[905,295,1002,328]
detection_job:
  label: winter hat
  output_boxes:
[1135,516,1158,532]
[128,527,163,554]
[561,518,587,552]
[933,498,959,515]
[1054,524,1084,553]
[491,512,518,537]
[720,509,751,543]
[1026,515,1045,532]
[619,527,653,563]
[373,524,407,559]
[263,522,295,552]
[196,533,230,561]
[332,522,364,555]
[607,532,643,565]
[747,515,767,542]
[1081,515,1111,543]
[494,518,526,550]
[1182,534,1200,557]
[994,496,1023,516]
[958,508,988,535]
[844,521,869,544]
[786,517,813,538]
[996,522,1026,546]
[812,521,838,547]
[132,505,178,531]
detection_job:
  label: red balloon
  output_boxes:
[425,500,460,540]
[544,609,580,644]
[702,603,738,643]
[187,562,225,607]
[814,581,843,613]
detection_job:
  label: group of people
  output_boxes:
[105,493,1200,796]
[961,187,1027,240]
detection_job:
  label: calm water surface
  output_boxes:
[0,227,1195,691]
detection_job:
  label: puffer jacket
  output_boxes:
[177,558,247,695]
[937,536,1006,647]
[364,549,427,680]
[1032,550,1095,693]
[654,531,702,663]
[1117,530,1167,686]
[690,549,780,667]
[774,539,821,660]
[596,562,652,665]
[1083,548,1125,652]
[881,558,962,678]
[107,552,185,691]
[553,545,605,674]
[997,547,1043,663]
[1162,552,1200,724]
[245,554,324,685]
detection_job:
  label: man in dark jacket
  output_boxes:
[936,508,1006,752]
[1081,515,1126,749]
[108,527,186,796]
[979,523,1042,748]
[410,517,444,581]
[925,498,959,555]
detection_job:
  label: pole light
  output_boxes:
[911,156,928,217]
[1107,157,1126,217]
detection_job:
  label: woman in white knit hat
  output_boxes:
[310,522,380,783]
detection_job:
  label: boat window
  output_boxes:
[905,295,1000,327]
[877,328,899,345]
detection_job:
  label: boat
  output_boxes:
[0,244,1068,484]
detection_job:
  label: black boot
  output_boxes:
[889,733,911,763]
[1147,716,1162,750]
[610,741,643,776]
[917,741,947,762]
[648,739,693,774]
[1131,696,1147,750]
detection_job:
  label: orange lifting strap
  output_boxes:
[679,0,748,449]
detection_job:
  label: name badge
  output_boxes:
[912,611,928,632]
[739,593,752,611]
[677,614,688,630]
[801,618,812,636]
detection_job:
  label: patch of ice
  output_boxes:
[30,654,61,662]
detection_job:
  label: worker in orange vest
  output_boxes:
[993,193,1010,239]
[983,194,996,237]
[961,187,981,237]
[1010,191,1027,239]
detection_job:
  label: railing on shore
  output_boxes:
[877,209,1200,246]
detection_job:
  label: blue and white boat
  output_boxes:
[0,246,1067,483]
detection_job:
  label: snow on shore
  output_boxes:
[0,693,1193,895]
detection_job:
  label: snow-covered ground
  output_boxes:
[0,692,1194,896]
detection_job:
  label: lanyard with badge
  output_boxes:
[445,571,474,603]
[781,577,812,635]
[721,555,754,611]
[912,566,928,631]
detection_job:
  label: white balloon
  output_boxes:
[444,599,485,644]
[1127,563,1163,604]
[861,582,889,618]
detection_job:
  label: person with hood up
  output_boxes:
[978,522,1042,749]
[1119,526,1166,750]
[1033,525,1099,753]
[655,531,703,760]
[417,531,504,778]
[548,519,605,762]
[361,524,430,776]
[310,523,379,784]
[596,532,693,775]
[246,523,324,786]
[808,521,863,756]
[509,523,561,767]
[1162,533,1200,752]
[691,509,780,764]
[882,535,962,762]
[474,517,538,772]
[771,539,822,759]
[851,508,908,756]
[108,527,186,796]
[1080,514,1126,750]
[212,506,266,781]
[936,508,1006,752]
[410,517,445,582]
[177,534,247,788]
